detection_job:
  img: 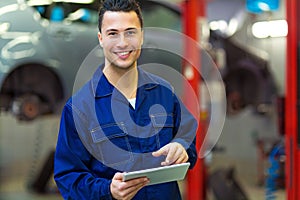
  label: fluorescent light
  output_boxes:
[252,21,269,38]
[53,0,94,4]
[227,18,238,36]
[252,20,288,38]
[209,20,228,32]
[27,0,51,6]
[269,20,288,37]
[209,21,220,31]
[27,0,94,6]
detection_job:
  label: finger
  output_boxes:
[174,145,189,164]
[121,177,149,191]
[152,145,168,157]
[126,179,149,197]
[120,178,149,199]
[165,144,189,165]
[162,146,177,165]
[111,173,125,192]
[111,175,125,199]
[111,172,144,199]
[173,147,186,161]
[174,152,188,164]
[125,177,149,187]
[113,172,124,181]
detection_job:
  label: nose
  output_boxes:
[117,33,129,48]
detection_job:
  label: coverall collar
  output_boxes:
[91,65,159,98]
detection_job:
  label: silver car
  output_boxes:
[0,0,276,121]
[0,0,183,121]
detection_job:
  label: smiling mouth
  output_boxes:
[115,50,133,58]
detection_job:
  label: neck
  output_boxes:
[103,65,138,99]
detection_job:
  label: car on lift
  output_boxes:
[0,0,276,121]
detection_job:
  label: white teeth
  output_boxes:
[119,51,129,56]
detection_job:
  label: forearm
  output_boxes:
[55,171,112,200]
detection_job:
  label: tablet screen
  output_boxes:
[122,162,190,185]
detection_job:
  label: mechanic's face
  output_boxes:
[98,11,143,70]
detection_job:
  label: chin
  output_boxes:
[115,62,136,70]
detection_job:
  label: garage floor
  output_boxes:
[0,174,285,200]
[0,114,286,200]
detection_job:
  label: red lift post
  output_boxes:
[285,0,300,199]
[182,0,207,199]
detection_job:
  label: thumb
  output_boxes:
[113,172,124,181]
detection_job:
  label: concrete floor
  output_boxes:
[0,174,285,200]
[0,113,286,200]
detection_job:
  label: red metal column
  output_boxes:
[285,0,299,199]
[182,0,206,199]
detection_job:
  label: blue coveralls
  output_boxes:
[54,66,198,200]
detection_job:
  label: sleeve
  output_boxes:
[172,95,198,169]
[54,103,113,200]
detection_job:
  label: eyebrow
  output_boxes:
[105,27,138,33]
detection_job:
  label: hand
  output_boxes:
[110,172,149,200]
[152,142,188,166]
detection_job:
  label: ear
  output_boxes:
[141,29,144,46]
[98,32,103,47]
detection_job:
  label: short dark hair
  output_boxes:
[98,0,143,33]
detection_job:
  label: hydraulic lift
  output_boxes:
[183,0,300,199]
[181,0,207,199]
[285,0,300,199]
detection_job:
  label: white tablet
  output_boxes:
[122,162,190,186]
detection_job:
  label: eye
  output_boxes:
[108,32,118,36]
[128,30,136,35]
[125,30,137,36]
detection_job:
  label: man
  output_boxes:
[54,0,198,199]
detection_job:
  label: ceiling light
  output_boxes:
[252,20,287,38]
